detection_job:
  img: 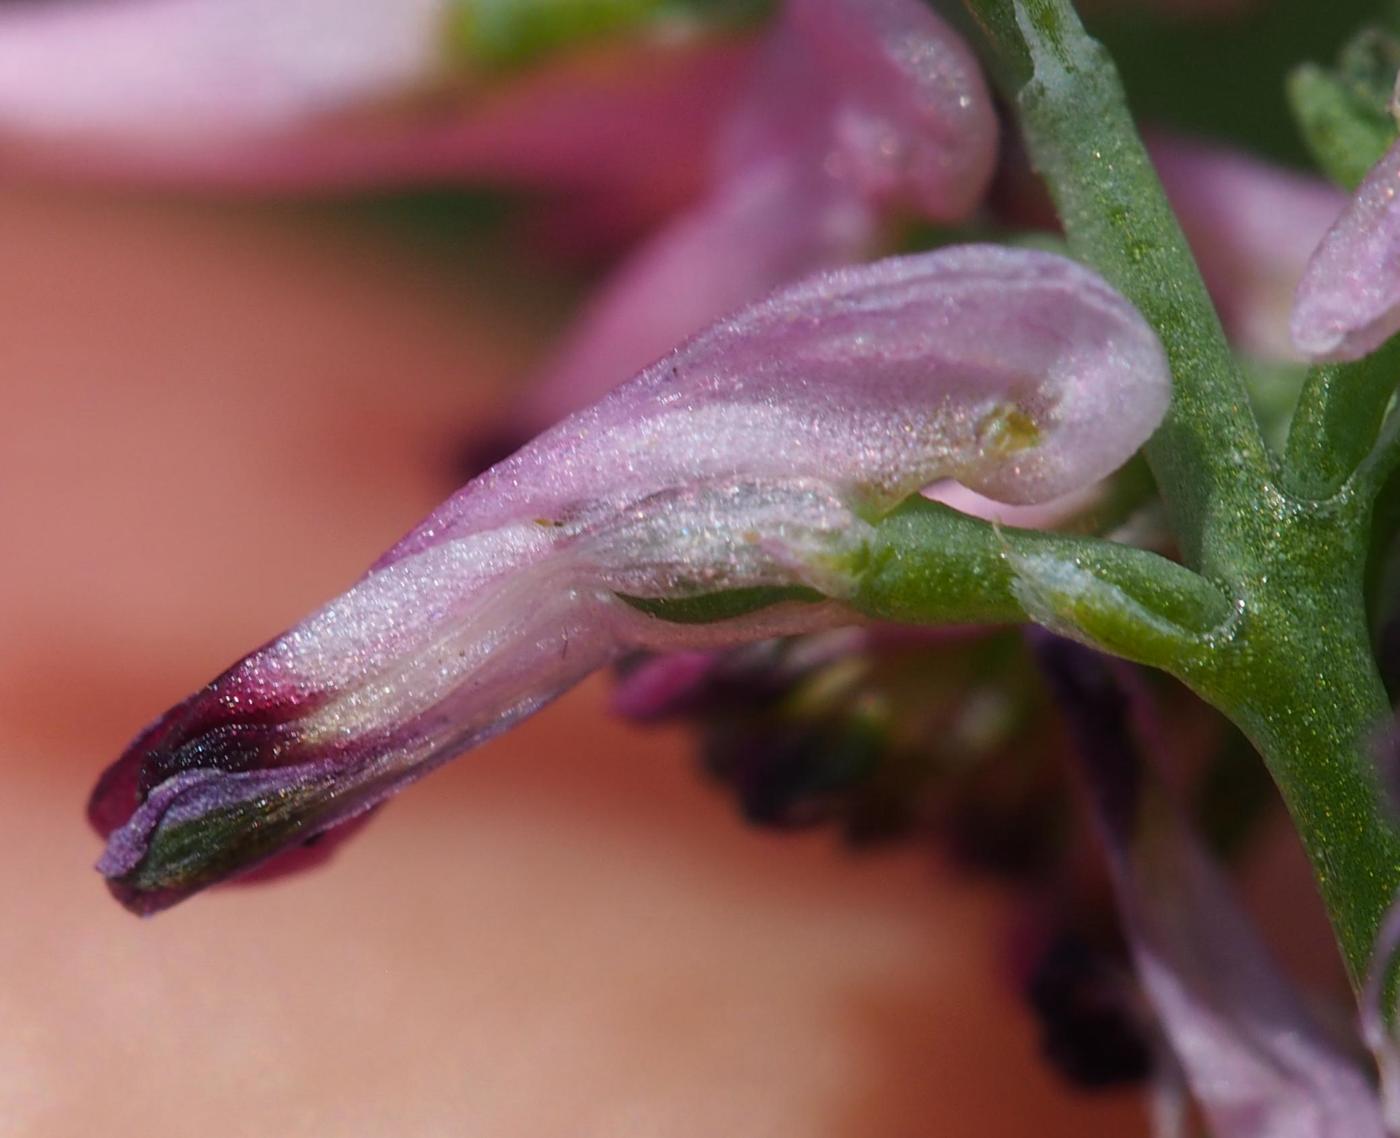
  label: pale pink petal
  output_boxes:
[924,480,1104,529]
[0,5,749,200]
[91,245,1168,913]
[514,162,876,428]
[1293,138,1400,361]
[721,0,997,221]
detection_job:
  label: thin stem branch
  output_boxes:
[851,499,1232,673]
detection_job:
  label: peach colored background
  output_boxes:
[0,183,1149,1136]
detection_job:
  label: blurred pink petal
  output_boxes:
[1151,135,1346,361]
[515,0,997,428]
[1293,138,1400,361]
[0,0,749,201]
[0,0,448,137]
[1036,635,1387,1138]
[91,245,1168,913]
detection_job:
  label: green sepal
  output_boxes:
[1289,27,1400,188]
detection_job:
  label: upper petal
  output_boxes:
[721,0,996,221]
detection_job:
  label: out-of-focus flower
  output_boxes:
[509,0,997,432]
[1149,136,1347,362]
[1293,133,1400,361]
[1034,632,1392,1138]
[0,0,751,206]
[88,244,1169,914]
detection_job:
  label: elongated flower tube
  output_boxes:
[1293,137,1400,361]
[510,0,997,431]
[1034,634,1389,1138]
[90,245,1169,914]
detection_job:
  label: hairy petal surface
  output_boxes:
[92,246,1168,913]
[513,0,997,429]
[1293,139,1400,361]
[1033,634,1387,1138]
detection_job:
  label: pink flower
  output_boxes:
[88,244,1169,914]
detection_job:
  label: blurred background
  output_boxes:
[0,0,1366,1134]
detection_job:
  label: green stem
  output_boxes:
[960,0,1270,574]
[957,0,1400,983]
[1177,487,1400,978]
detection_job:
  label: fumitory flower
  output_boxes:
[88,243,1170,914]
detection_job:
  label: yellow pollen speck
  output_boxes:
[976,404,1041,455]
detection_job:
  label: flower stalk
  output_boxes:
[954,0,1400,983]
